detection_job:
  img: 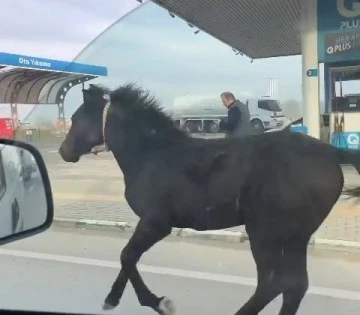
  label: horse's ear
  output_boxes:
[82,89,91,103]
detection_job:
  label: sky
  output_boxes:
[0,0,328,123]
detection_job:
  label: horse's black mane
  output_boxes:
[111,82,161,111]
[89,82,187,140]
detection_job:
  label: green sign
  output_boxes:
[306,69,318,77]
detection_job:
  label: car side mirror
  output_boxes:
[0,138,53,246]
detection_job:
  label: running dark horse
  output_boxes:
[59,83,360,315]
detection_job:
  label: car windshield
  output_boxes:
[1,1,360,315]
[258,99,282,112]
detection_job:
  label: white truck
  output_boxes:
[171,95,289,134]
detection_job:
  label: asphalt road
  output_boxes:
[0,225,359,315]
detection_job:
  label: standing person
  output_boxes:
[219,91,255,138]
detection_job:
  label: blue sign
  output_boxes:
[317,0,360,63]
[331,131,360,150]
[0,52,107,76]
[306,69,318,77]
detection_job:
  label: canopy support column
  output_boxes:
[57,102,66,135]
[10,78,23,130]
[301,0,320,139]
[10,103,19,129]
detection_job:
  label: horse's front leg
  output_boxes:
[103,218,174,314]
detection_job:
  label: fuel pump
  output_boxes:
[328,64,360,150]
[330,77,346,147]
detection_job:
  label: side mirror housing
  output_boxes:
[0,138,53,246]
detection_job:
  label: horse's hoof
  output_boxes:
[158,297,176,315]
[102,301,117,311]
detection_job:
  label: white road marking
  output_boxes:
[53,192,126,202]
[51,178,122,183]
[0,248,359,301]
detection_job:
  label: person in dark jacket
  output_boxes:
[219,91,255,138]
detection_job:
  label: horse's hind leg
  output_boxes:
[278,236,309,315]
[235,231,284,315]
[130,267,175,314]
[103,218,173,314]
[103,266,165,312]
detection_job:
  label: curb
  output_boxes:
[53,218,360,249]
[53,218,249,243]
[312,238,360,249]
[177,228,249,243]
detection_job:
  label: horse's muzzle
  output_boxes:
[59,145,80,163]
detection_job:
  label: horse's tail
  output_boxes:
[335,149,360,198]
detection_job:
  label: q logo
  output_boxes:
[337,0,360,18]
[347,133,360,147]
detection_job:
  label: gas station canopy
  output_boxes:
[0,52,107,105]
[153,0,302,59]
[154,0,360,149]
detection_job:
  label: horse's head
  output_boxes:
[59,84,109,163]
[60,82,186,163]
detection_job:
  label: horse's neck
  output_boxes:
[111,145,146,185]
[106,112,185,183]
[106,133,154,185]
